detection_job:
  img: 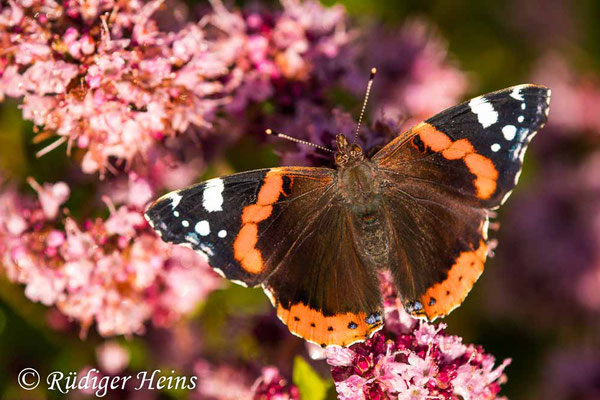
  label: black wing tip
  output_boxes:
[143,194,183,241]
[511,83,551,98]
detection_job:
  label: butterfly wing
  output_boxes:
[372,84,550,320]
[145,166,383,346]
[263,203,384,347]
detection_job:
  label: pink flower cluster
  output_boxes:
[0,176,222,336]
[0,0,351,174]
[323,274,510,400]
[356,20,468,124]
[251,366,300,400]
[194,361,254,400]
[326,322,510,400]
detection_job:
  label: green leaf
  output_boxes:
[292,356,332,400]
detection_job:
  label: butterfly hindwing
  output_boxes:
[145,166,384,346]
[372,84,550,320]
[264,203,384,347]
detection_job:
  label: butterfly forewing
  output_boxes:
[374,84,550,208]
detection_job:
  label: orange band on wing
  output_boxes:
[418,124,452,151]
[234,172,290,274]
[415,123,499,200]
[464,154,498,200]
[415,239,488,320]
[257,174,284,205]
[233,224,264,274]
[276,302,383,347]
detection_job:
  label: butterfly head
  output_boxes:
[335,134,364,168]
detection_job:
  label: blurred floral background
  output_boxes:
[1,0,599,399]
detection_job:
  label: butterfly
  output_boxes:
[145,77,550,348]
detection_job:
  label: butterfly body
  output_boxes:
[146,84,550,347]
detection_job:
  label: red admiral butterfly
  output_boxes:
[145,71,550,347]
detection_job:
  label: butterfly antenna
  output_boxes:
[353,67,377,144]
[265,129,334,153]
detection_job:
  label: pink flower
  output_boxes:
[96,341,130,374]
[27,178,70,219]
[326,293,510,400]
[251,366,299,400]
[194,361,254,400]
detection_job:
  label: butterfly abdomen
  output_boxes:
[335,160,392,265]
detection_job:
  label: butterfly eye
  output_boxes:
[350,144,363,156]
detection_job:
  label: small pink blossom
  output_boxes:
[251,366,299,400]
[27,178,70,219]
[194,361,254,400]
[96,341,130,374]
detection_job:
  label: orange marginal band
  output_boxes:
[276,302,383,347]
[416,240,488,320]
[416,123,499,200]
[233,172,288,274]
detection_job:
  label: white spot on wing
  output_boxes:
[173,211,180,217]
[518,115,524,123]
[165,192,182,209]
[218,229,227,238]
[200,243,214,257]
[514,167,523,184]
[182,220,189,227]
[469,97,498,128]
[186,233,200,245]
[213,267,226,278]
[203,178,224,212]
[230,279,248,288]
[195,248,209,262]
[510,87,524,101]
[502,125,517,140]
[482,218,490,240]
[491,143,501,152]
[145,213,155,228]
[262,285,277,306]
[500,189,514,206]
[195,220,210,236]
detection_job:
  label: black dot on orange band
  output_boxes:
[412,136,426,153]
[429,297,436,306]
[446,290,450,296]
[458,276,463,281]
[310,323,316,327]
[348,321,357,329]
[327,326,334,332]
[293,316,300,321]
